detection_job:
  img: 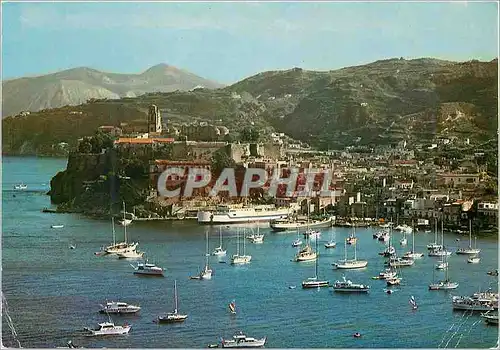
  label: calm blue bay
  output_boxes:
[1,156,498,348]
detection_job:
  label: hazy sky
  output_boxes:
[2,1,498,84]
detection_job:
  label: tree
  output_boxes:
[240,127,260,142]
[211,148,236,174]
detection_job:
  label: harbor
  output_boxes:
[2,156,498,349]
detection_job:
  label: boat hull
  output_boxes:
[86,326,131,336]
[133,271,164,277]
[333,287,370,293]
[270,218,333,232]
[157,315,187,323]
[334,260,368,269]
[198,209,290,224]
[221,339,266,348]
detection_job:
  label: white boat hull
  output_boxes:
[221,338,266,348]
[333,287,370,293]
[231,255,252,265]
[334,260,368,269]
[85,326,131,336]
[270,217,333,232]
[198,209,290,224]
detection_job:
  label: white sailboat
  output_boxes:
[456,220,481,255]
[157,280,188,323]
[212,227,227,256]
[427,218,442,250]
[403,221,424,259]
[429,252,458,290]
[294,229,317,262]
[117,248,144,259]
[231,228,252,265]
[192,231,213,279]
[333,235,368,269]
[428,220,451,257]
[302,233,329,288]
[467,253,480,264]
[249,225,264,244]
[104,203,138,255]
[400,231,407,246]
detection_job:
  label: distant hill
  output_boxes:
[1,64,223,117]
[2,57,497,155]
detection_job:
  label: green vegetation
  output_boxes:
[2,58,497,155]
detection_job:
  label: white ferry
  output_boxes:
[197,204,291,224]
[270,216,334,232]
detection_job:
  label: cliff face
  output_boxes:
[49,148,151,217]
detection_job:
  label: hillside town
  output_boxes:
[63,104,498,236]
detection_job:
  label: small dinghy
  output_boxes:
[51,225,64,229]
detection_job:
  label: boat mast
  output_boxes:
[236,228,240,256]
[174,280,178,314]
[243,227,246,256]
[412,220,415,252]
[344,235,347,262]
[469,220,472,248]
[205,231,210,268]
[219,226,223,248]
[315,231,319,279]
[434,217,438,244]
[354,234,357,261]
[112,216,116,245]
[441,219,444,250]
[123,201,127,243]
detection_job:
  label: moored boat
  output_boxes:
[84,321,131,336]
[270,216,334,232]
[132,261,164,276]
[198,204,291,224]
[99,301,141,314]
[220,331,266,348]
[481,311,499,325]
[157,280,188,323]
[332,275,370,293]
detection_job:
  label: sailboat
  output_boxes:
[192,231,213,279]
[403,221,424,259]
[428,220,451,257]
[212,227,227,256]
[249,224,264,244]
[428,252,459,290]
[456,220,481,255]
[333,235,368,269]
[292,228,302,247]
[294,229,317,262]
[228,300,236,314]
[103,204,138,255]
[157,280,188,323]
[409,296,418,310]
[324,230,336,248]
[427,218,442,250]
[302,233,329,288]
[346,226,357,245]
[231,228,252,265]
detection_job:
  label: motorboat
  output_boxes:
[481,312,499,325]
[220,331,266,348]
[132,261,164,276]
[332,275,370,293]
[467,255,480,264]
[51,225,64,229]
[84,321,131,336]
[292,238,302,247]
[453,296,498,311]
[117,249,144,259]
[487,269,499,276]
[13,183,28,190]
[429,279,459,290]
[306,229,321,241]
[378,233,390,242]
[400,237,407,246]
[99,301,141,314]
[427,243,443,250]
[157,280,188,323]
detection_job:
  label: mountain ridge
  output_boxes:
[2,57,497,155]
[2,64,224,117]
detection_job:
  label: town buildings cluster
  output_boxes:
[79,105,497,233]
